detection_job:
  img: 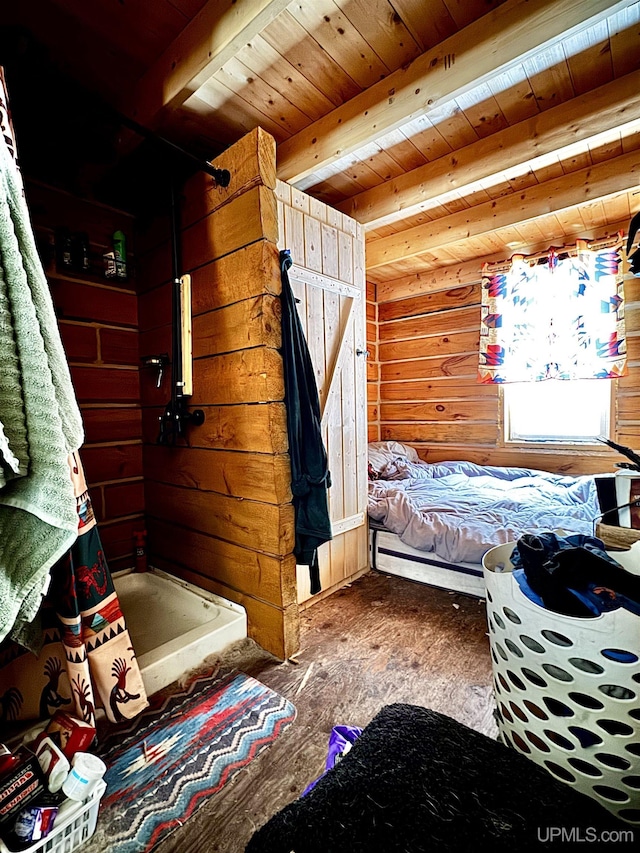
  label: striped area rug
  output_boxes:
[90,669,296,852]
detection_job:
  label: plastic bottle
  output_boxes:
[55,227,73,270]
[71,232,90,273]
[113,229,127,280]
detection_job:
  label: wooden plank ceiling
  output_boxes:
[19,0,640,292]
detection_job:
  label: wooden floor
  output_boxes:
[155,570,497,853]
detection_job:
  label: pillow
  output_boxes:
[368,441,420,479]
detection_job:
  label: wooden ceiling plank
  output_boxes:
[373,128,429,171]
[366,147,640,268]
[340,155,388,191]
[276,0,633,182]
[381,209,438,235]
[212,56,310,136]
[561,151,594,174]
[473,233,509,256]
[553,206,591,235]
[288,0,391,88]
[588,129,624,164]
[622,128,640,153]
[608,3,640,77]
[601,193,631,223]
[399,115,453,161]
[261,10,362,106]
[312,170,369,200]
[236,36,336,121]
[174,97,244,146]
[337,69,640,227]
[389,0,458,50]
[409,99,479,150]
[303,179,350,205]
[194,78,290,142]
[354,143,407,182]
[462,187,495,207]
[522,42,576,110]
[125,0,293,128]
[563,19,613,95]
[505,170,539,194]
[440,196,471,216]
[367,225,399,240]
[511,218,551,245]
[334,0,422,70]
[487,65,541,125]
[454,83,510,139]
[580,199,608,230]
[531,158,566,184]
[443,0,507,29]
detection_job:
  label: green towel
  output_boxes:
[0,236,29,489]
[0,128,84,644]
[0,417,24,488]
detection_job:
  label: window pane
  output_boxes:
[505,379,611,443]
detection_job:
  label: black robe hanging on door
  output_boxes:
[279,249,332,594]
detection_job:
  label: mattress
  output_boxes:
[370,526,485,599]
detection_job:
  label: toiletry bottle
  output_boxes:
[113,229,127,280]
[71,232,90,273]
[55,227,73,270]
[103,249,116,279]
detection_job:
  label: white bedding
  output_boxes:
[367,441,600,564]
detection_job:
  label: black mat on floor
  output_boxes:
[246,704,626,852]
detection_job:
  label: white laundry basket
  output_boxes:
[0,780,105,853]
[483,542,640,824]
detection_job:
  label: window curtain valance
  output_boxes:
[478,238,627,384]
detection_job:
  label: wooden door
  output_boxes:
[276,180,369,603]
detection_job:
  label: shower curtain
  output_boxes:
[0,67,147,725]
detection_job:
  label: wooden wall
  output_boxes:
[137,128,298,660]
[26,179,144,572]
[372,260,640,476]
[366,281,380,443]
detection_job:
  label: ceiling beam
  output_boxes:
[276,0,634,183]
[374,218,631,301]
[337,70,640,228]
[365,149,640,269]
[123,0,292,130]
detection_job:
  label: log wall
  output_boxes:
[26,179,144,572]
[366,281,380,443]
[137,128,298,659]
[372,261,640,476]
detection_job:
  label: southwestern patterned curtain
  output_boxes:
[478,240,627,384]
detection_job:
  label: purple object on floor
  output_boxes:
[302,725,363,796]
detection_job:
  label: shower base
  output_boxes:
[113,567,247,696]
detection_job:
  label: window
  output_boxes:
[504,379,612,444]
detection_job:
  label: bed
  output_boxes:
[367,441,601,598]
